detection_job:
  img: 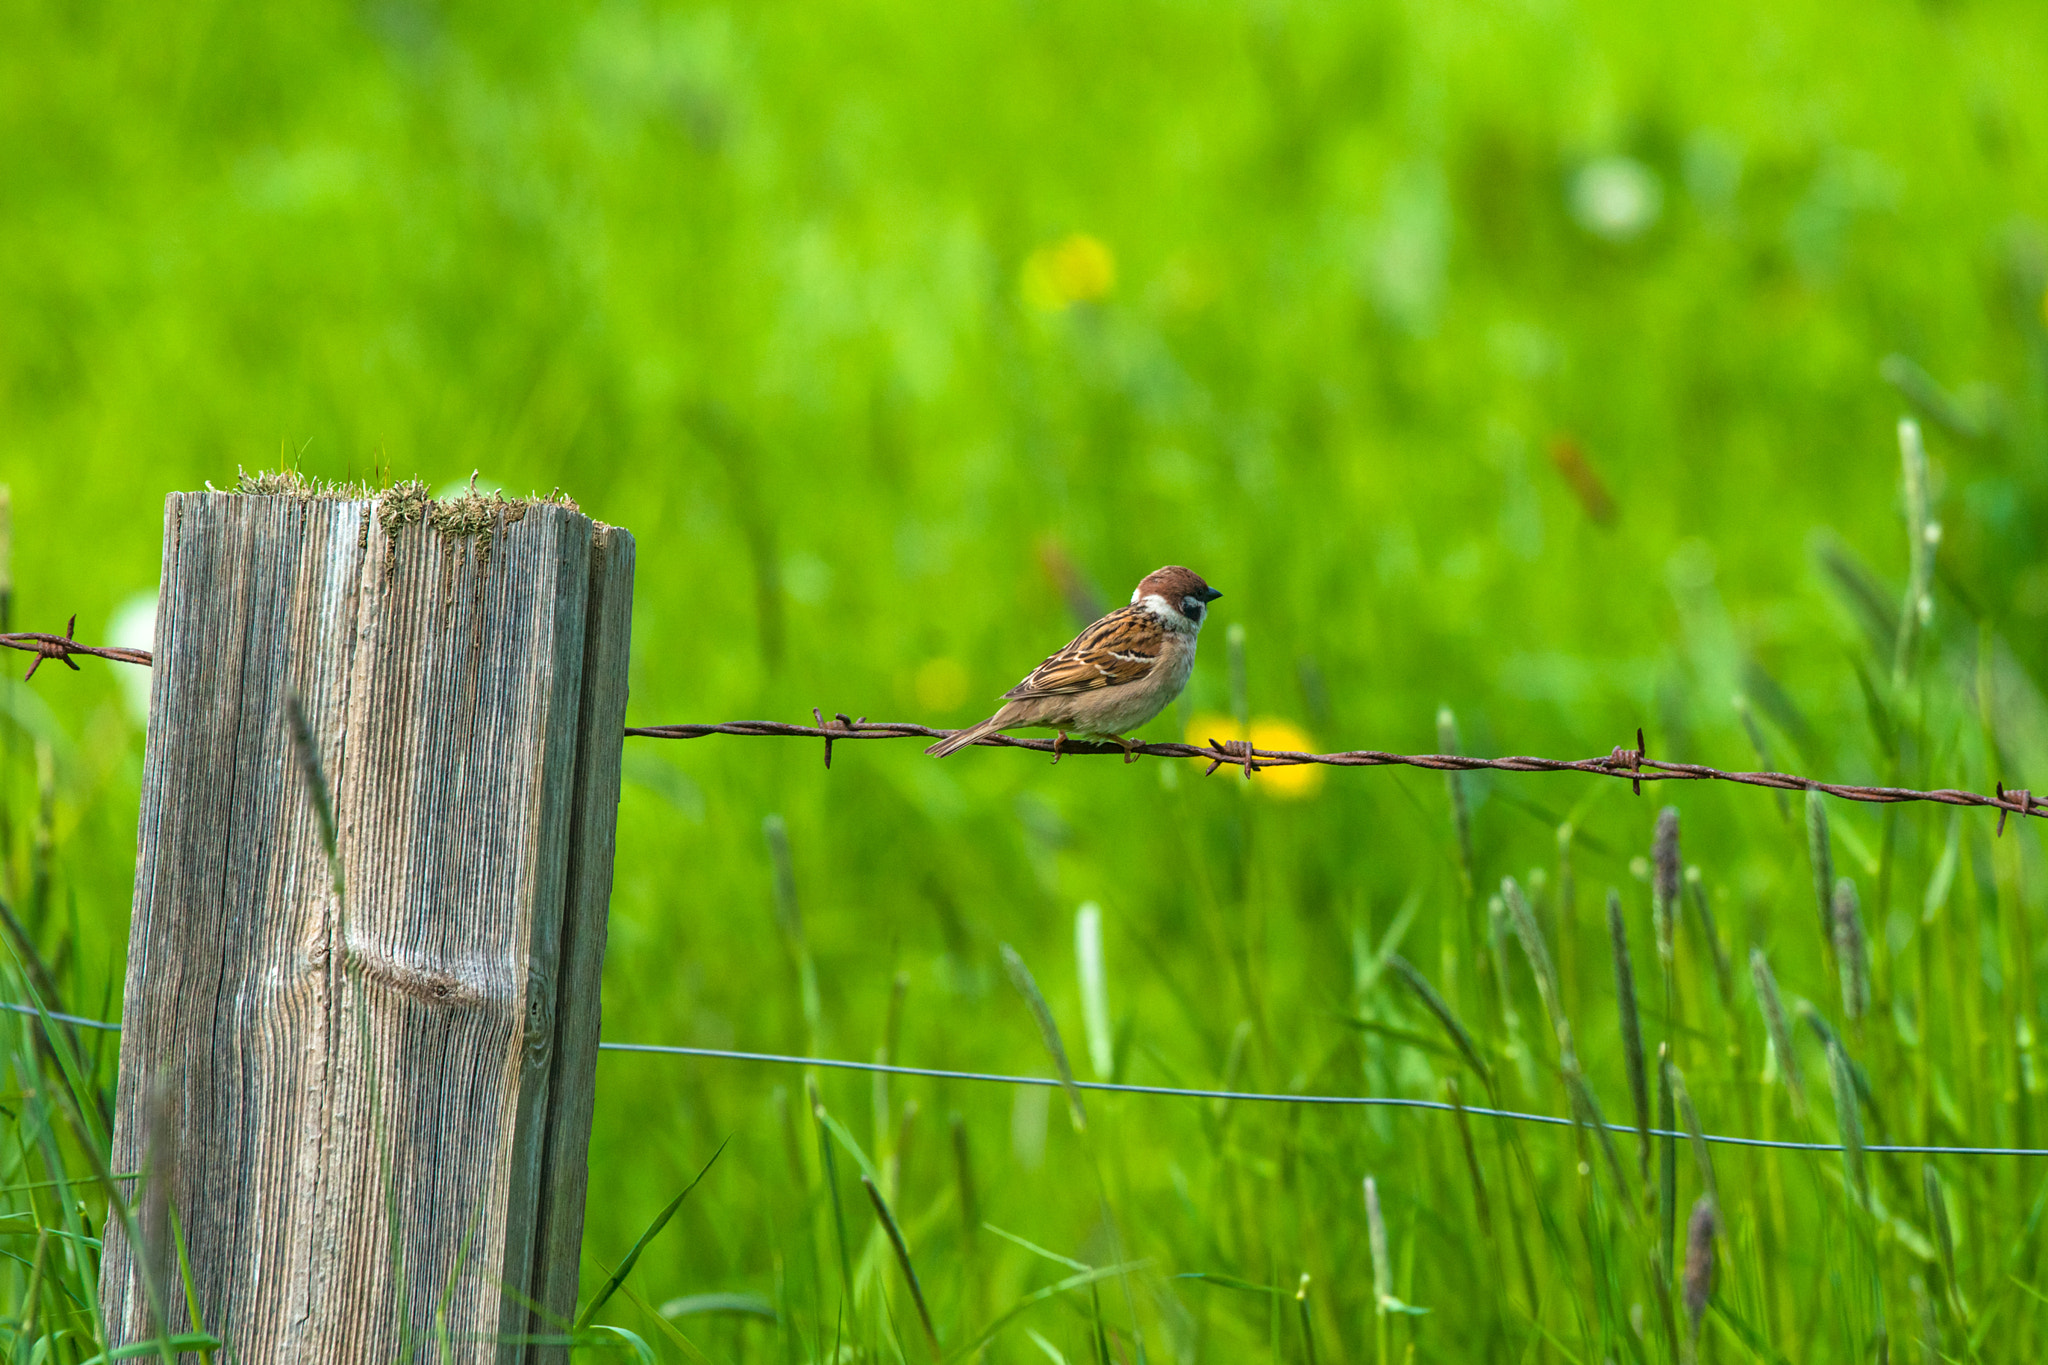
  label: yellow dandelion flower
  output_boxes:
[1183,713,1325,799]
[1021,233,1117,311]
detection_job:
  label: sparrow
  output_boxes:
[926,565,1223,761]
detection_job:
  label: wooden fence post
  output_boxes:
[101,484,635,1361]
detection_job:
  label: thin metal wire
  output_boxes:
[630,714,2044,828]
[4,1002,2022,1158]
[594,1041,2048,1156]
[0,1000,123,1032]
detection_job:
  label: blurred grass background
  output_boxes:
[6,0,2048,1358]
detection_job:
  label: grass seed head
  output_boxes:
[1684,1194,1717,1332]
[1806,791,1835,948]
[1503,876,1566,1053]
[1749,947,1807,1118]
[1653,807,1681,961]
[1832,877,1870,1023]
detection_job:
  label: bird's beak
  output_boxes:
[1200,587,1223,602]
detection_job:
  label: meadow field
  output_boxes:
[5,0,2048,1358]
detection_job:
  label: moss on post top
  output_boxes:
[219,468,587,550]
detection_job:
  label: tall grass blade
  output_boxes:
[1502,876,1568,1058]
[1438,708,1476,898]
[1295,1273,1321,1365]
[1912,1275,1938,1365]
[1026,1329,1072,1364]
[1363,1178,1392,1365]
[1923,814,1960,924]
[1610,889,1651,1175]
[1001,944,1147,1362]
[763,816,823,1047]
[1659,1042,1677,1277]
[1684,867,1734,1005]
[1485,894,1533,1090]
[577,1137,730,1329]
[1665,1057,1719,1208]
[1826,1039,1869,1213]
[1444,1078,1492,1236]
[984,1221,1091,1272]
[951,1111,980,1244]
[810,1078,855,1305]
[948,1262,1149,1362]
[863,1174,941,1360]
[1893,416,1935,685]
[1387,954,1490,1089]
[1564,1069,1633,1206]
[1557,822,1580,1018]
[1732,692,1791,821]
[1000,943,1087,1132]
[1364,1176,1391,1309]
[1924,1164,1968,1325]
[1075,902,1114,1079]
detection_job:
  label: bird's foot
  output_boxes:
[1120,735,1139,763]
[1052,731,1066,765]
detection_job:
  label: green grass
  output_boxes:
[6,0,2048,1358]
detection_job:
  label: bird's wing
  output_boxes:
[1001,607,1166,699]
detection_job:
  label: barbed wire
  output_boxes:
[0,619,152,679]
[11,622,2038,830]
[2,1001,2036,1157]
[632,712,2045,831]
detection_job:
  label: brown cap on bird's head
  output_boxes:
[1132,565,1222,607]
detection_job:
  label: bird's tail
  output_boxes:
[926,713,1009,757]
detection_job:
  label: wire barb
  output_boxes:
[1602,727,1647,795]
[1997,781,2032,837]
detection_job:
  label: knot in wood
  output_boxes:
[346,946,486,1011]
[524,962,556,1067]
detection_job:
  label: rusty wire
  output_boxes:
[15,624,2039,829]
[629,711,2045,829]
[0,617,153,679]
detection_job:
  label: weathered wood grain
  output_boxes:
[526,526,635,1358]
[102,489,634,1362]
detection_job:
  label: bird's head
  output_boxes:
[1132,566,1222,633]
